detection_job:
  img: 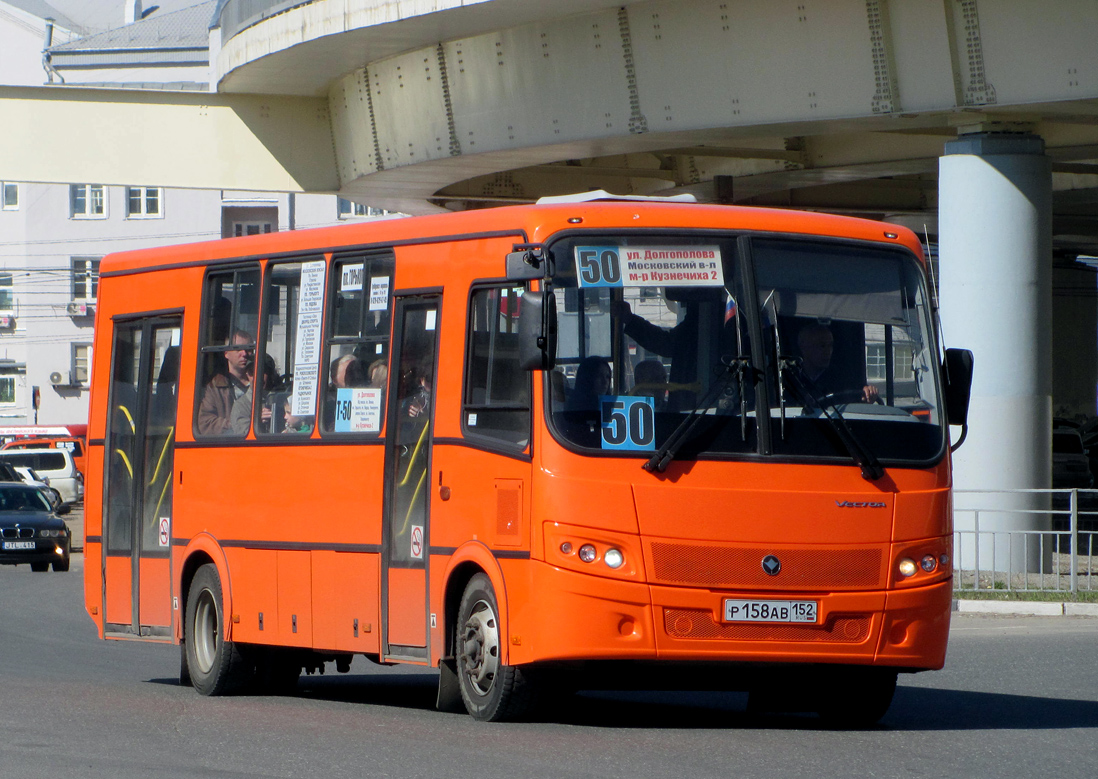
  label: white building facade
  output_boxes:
[0,0,396,428]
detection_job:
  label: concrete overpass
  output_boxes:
[3,0,1098,560]
[0,0,1095,223]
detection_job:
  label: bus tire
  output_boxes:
[455,573,538,722]
[815,667,897,727]
[185,564,253,696]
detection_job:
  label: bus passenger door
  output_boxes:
[382,295,439,657]
[102,318,181,638]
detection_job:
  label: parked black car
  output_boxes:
[0,482,71,572]
[1053,427,1094,489]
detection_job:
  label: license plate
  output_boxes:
[2,541,35,551]
[723,599,818,623]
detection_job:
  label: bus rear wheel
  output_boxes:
[455,573,539,721]
[185,564,253,696]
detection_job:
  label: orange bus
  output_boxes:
[83,195,972,724]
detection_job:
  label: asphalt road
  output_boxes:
[2,556,1096,779]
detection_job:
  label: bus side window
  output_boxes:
[253,258,326,437]
[321,253,394,435]
[462,285,531,449]
[194,267,260,437]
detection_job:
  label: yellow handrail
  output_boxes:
[398,421,430,487]
[146,427,175,487]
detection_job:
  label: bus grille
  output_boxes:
[649,543,883,589]
[663,608,871,643]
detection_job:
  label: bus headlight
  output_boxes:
[898,558,917,577]
[603,548,624,569]
[920,554,938,573]
[578,544,597,563]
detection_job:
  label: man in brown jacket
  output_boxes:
[197,330,253,435]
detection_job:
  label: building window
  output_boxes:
[894,343,915,382]
[232,222,272,237]
[865,341,916,383]
[0,273,12,311]
[126,187,162,218]
[337,198,393,219]
[71,184,106,218]
[0,376,13,404]
[72,257,101,301]
[866,343,886,382]
[2,183,17,210]
[71,344,92,386]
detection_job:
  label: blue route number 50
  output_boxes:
[600,395,656,451]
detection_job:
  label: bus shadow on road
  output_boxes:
[295,671,441,712]
[560,687,1098,731]
[882,686,1098,731]
[178,673,1098,731]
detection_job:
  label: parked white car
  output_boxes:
[0,450,82,505]
[12,466,62,508]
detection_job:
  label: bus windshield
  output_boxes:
[546,233,944,466]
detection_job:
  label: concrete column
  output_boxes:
[939,133,1052,575]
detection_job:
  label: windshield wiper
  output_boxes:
[780,360,885,482]
[644,357,755,473]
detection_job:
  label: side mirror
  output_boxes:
[56,503,71,515]
[517,290,557,371]
[942,347,974,427]
[506,245,546,281]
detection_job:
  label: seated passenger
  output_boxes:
[197,330,254,435]
[230,354,280,435]
[332,354,368,389]
[368,358,388,389]
[566,356,612,413]
[282,395,314,435]
[632,359,668,410]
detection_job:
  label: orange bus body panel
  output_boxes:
[311,550,380,654]
[103,555,132,625]
[139,558,172,627]
[387,567,427,647]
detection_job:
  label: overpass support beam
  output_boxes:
[940,133,1052,574]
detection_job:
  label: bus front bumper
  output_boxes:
[511,561,951,671]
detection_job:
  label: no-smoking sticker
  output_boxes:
[410,525,424,560]
[158,517,170,548]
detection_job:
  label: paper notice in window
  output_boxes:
[341,263,364,292]
[291,260,326,417]
[369,276,390,312]
[334,387,381,433]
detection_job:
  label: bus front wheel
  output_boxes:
[455,573,539,721]
[185,564,253,696]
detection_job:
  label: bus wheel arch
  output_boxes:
[453,572,541,721]
[177,550,215,686]
[440,544,509,655]
[184,562,253,695]
[177,538,236,692]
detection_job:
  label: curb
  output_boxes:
[953,599,1098,617]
